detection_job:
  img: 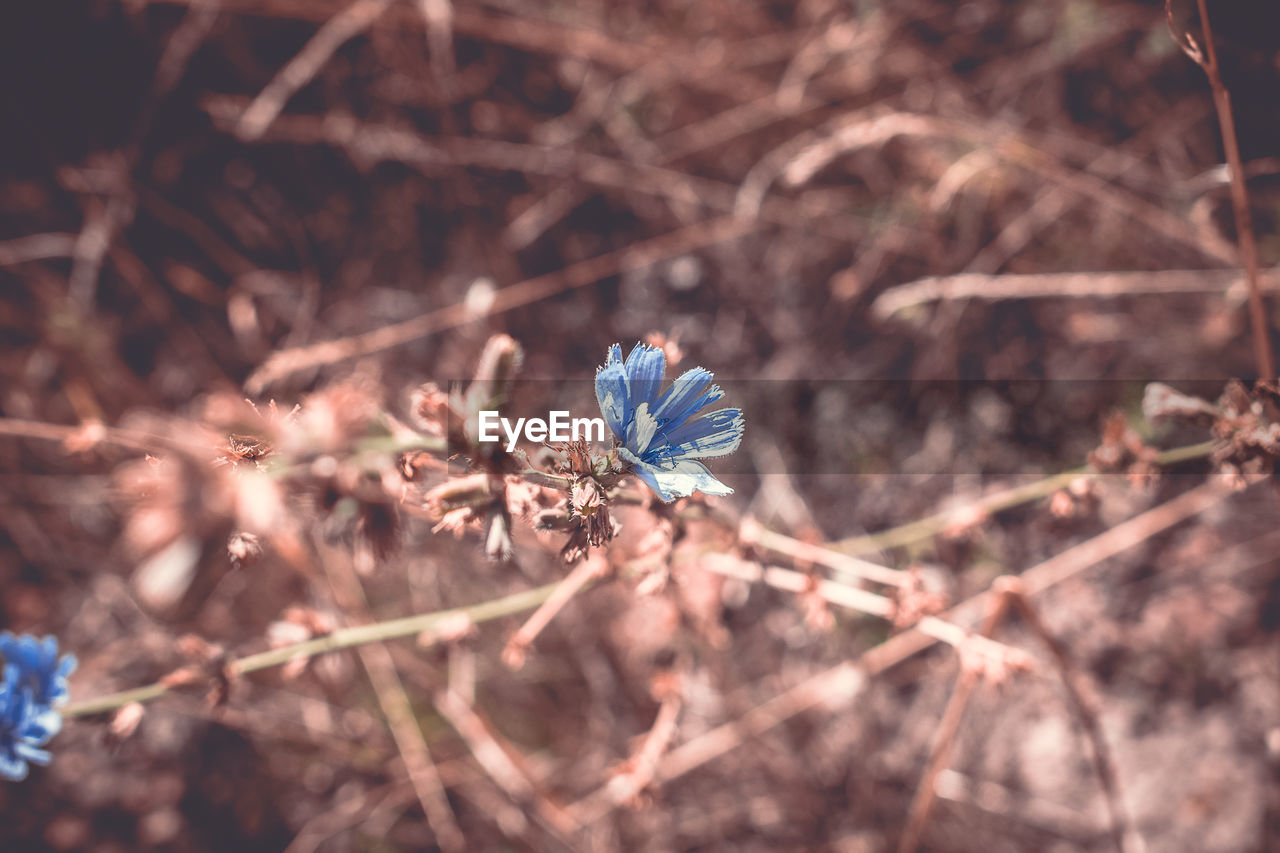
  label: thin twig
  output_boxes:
[201,103,871,246]
[236,0,395,141]
[434,688,580,839]
[0,233,77,266]
[1170,0,1276,378]
[1002,582,1142,853]
[694,554,1032,667]
[872,269,1280,319]
[829,441,1215,556]
[67,0,220,309]
[737,109,1234,265]
[569,685,684,824]
[656,478,1237,785]
[502,554,608,669]
[284,782,417,853]
[897,587,1015,853]
[64,581,566,718]
[657,660,865,785]
[321,547,464,853]
[739,519,908,587]
[0,416,216,456]
[244,214,758,392]
[416,0,457,98]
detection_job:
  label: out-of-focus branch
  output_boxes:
[655,477,1237,787]
[897,582,1015,853]
[1167,0,1275,379]
[236,0,396,141]
[830,441,1215,556]
[63,581,567,718]
[320,546,465,853]
[502,554,609,669]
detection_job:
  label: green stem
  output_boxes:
[63,581,565,719]
[830,440,1215,556]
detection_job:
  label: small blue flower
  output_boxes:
[0,633,75,781]
[0,667,56,782]
[0,633,76,710]
[595,343,744,501]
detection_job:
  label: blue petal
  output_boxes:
[652,368,722,430]
[617,448,675,501]
[632,456,734,501]
[14,741,50,766]
[0,752,28,781]
[624,402,660,457]
[28,708,61,741]
[623,344,666,410]
[595,361,631,442]
[662,408,744,460]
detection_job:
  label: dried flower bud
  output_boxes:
[501,639,528,670]
[485,509,514,561]
[1048,490,1076,519]
[227,531,263,569]
[109,702,145,743]
[471,334,523,408]
[572,479,604,517]
[1142,382,1219,423]
[284,382,379,456]
[410,382,451,437]
[159,666,204,689]
[888,565,952,629]
[178,635,224,662]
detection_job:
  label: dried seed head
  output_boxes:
[1142,382,1219,424]
[472,334,523,407]
[227,531,262,568]
[409,382,451,437]
[572,479,604,517]
[284,381,380,456]
[887,565,952,629]
[1048,490,1076,519]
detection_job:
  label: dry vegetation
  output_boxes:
[2,0,1280,851]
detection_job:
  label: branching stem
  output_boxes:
[64,581,568,719]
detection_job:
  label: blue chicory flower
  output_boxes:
[0,633,76,710]
[0,666,57,781]
[595,343,744,501]
[0,633,75,781]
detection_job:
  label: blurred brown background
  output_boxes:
[2,1,1280,851]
